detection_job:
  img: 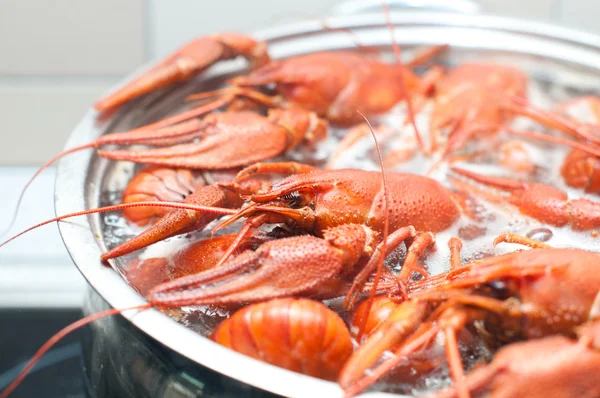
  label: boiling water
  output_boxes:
[98,66,600,395]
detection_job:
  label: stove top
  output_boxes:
[0,309,84,398]
[0,167,87,396]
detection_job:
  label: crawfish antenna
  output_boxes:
[319,18,378,54]
[0,303,151,398]
[0,142,96,239]
[381,0,424,153]
[505,127,600,158]
[261,10,378,54]
[0,201,237,250]
[355,111,390,342]
[1,92,233,241]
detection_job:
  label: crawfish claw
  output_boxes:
[147,235,345,307]
[94,33,269,111]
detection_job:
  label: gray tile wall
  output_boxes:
[0,0,590,165]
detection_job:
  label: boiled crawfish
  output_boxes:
[556,96,600,193]
[94,33,270,111]
[449,166,600,231]
[341,236,600,397]
[423,63,596,165]
[142,166,466,308]
[434,318,600,398]
[123,231,272,296]
[211,297,353,382]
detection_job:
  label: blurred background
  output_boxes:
[0,0,597,396]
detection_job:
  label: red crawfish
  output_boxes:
[449,165,600,231]
[142,165,466,308]
[433,318,600,398]
[94,33,270,112]
[342,235,600,398]
[556,96,600,193]
[123,231,272,296]
[423,63,596,167]
[211,298,353,382]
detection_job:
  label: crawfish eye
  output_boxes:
[281,191,304,208]
[484,280,514,300]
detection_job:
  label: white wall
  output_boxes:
[0,0,591,165]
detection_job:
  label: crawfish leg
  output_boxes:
[448,236,463,270]
[398,232,436,281]
[344,226,417,309]
[338,300,430,390]
[343,322,440,397]
[437,306,486,398]
[236,161,319,182]
[406,45,449,68]
[493,232,552,249]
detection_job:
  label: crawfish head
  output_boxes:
[218,169,462,236]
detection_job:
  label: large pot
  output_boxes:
[56,2,600,397]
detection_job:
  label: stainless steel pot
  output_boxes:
[55,2,600,397]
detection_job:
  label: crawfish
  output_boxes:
[1,164,464,299]
[449,166,600,231]
[120,166,210,226]
[211,298,353,382]
[142,165,466,308]
[214,49,440,127]
[123,231,272,296]
[487,95,600,191]
[424,63,597,167]
[556,96,600,193]
[94,33,270,111]
[434,317,600,398]
[342,235,600,397]
[9,106,325,250]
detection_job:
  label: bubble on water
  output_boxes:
[458,225,487,241]
[103,214,122,226]
[526,227,553,242]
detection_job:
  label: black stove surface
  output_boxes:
[0,294,281,398]
[0,309,85,398]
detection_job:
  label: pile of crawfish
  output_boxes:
[4,23,600,398]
